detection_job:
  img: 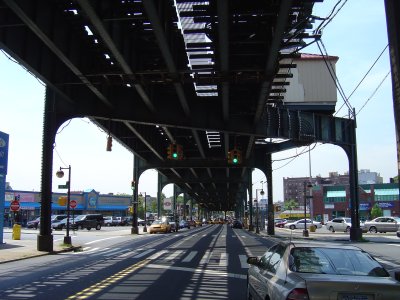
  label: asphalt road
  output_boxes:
[0,224,275,299]
[0,225,399,300]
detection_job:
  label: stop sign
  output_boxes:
[70,200,77,209]
[10,200,20,212]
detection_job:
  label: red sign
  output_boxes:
[10,200,20,212]
[70,200,77,209]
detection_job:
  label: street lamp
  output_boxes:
[140,192,147,232]
[56,165,72,245]
[255,188,265,234]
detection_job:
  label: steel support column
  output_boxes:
[341,114,362,241]
[266,153,275,235]
[38,87,57,252]
[248,170,254,231]
[385,0,400,199]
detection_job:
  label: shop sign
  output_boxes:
[377,202,394,208]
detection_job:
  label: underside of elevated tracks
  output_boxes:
[1,0,399,250]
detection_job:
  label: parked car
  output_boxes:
[149,219,171,234]
[275,219,288,228]
[179,220,190,229]
[363,216,400,233]
[231,220,243,229]
[103,216,119,226]
[71,214,104,230]
[247,241,400,300]
[195,220,202,227]
[188,220,196,227]
[26,217,40,229]
[52,218,74,230]
[397,230,400,238]
[51,214,68,223]
[325,217,352,232]
[284,219,322,230]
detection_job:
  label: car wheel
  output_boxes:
[345,226,351,233]
[289,225,295,230]
[61,225,65,230]
[329,226,335,232]
[87,227,91,230]
[369,226,377,233]
[96,224,101,230]
[80,225,84,230]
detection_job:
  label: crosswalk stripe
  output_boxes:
[104,248,129,257]
[200,250,212,264]
[182,251,197,262]
[148,250,167,260]
[239,255,248,268]
[165,250,184,261]
[133,248,156,258]
[219,253,228,267]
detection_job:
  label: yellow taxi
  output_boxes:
[195,220,202,227]
[149,219,171,234]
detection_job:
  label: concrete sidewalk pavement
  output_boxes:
[0,229,81,263]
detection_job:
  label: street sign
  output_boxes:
[10,200,20,212]
[70,200,77,209]
[58,184,68,189]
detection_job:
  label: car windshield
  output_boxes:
[74,215,85,221]
[289,247,389,277]
[152,220,163,225]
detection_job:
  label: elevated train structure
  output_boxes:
[1,0,399,251]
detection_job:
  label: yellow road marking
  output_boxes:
[67,259,150,299]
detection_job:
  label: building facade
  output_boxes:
[3,189,132,226]
[312,183,399,222]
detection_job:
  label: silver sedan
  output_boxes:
[363,216,400,233]
[247,241,400,300]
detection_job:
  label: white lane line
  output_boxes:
[83,247,100,254]
[200,250,212,264]
[182,251,197,263]
[239,255,249,268]
[146,263,247,280]
[165,250,184,261]
[148,250,168,260]
[219,253,228,267]
[104,248,129,257]
[133,248,156,258]
[84,236,123,245]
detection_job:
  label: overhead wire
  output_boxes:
[357,70,391,115]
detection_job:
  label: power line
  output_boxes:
[357,70,391,115]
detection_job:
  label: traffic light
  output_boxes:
[172,144,178,159]
[228,148,241,164]
[131,180,135,190]
[106,135,112,151]
[167,144,183,160]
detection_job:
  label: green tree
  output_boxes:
[370,204,383,219]
[284,199,298,220]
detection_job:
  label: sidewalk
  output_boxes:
[0,229,81,263]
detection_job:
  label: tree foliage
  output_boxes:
[370,204,383,219]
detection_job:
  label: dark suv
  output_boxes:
[72,214,104,230]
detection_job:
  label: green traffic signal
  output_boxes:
[232,157,238,164]
[172,152,178,159]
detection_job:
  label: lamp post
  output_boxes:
[255,188,265,234]
[303,181,313,237]
[56,165,72,245]
[140,192,147,232]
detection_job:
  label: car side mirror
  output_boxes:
[247,257,259,266]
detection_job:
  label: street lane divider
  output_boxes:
[66,259,150,299]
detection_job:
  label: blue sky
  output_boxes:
[0,0,396,203]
